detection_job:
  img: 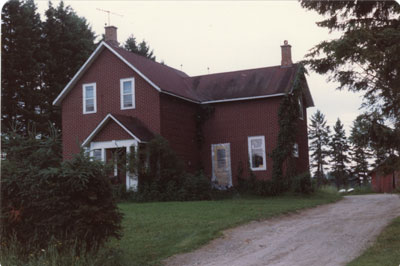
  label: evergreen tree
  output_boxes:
[124,34,156,61]
[1,0,95,136]
[349,115,371,186]
[1,0,43,135]
[41,1,96,133]
[300,1,400,122]
[308,110,330,186]
[329,118,350,188]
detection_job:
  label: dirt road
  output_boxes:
[165,194,400,266]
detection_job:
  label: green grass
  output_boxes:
[347,216,400,266]
[112,191,341,266]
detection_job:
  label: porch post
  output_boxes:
[101,148,106,162]
[126,146,131,189]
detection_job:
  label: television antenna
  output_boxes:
[96,8,123,26]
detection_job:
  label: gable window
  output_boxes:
[83,83,96,114]
[293,143,299,158]
[120,78,135,109]
[248,136,267,171]
[298,96,304,120]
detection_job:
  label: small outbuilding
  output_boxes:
[370,157,399,193]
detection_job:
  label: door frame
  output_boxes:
[90,139,138,190]
[211,143,233,188]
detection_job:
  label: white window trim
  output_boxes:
[299,96,304,120]
[293,143,299,158]
[120,77,135,110]
[248,136,267,171]
[83,83,97,114]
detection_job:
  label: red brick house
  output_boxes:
[53,26,314,190]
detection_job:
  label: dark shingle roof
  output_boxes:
[185,65,297,102]
[112,114,154,142]
[110,42,313,106]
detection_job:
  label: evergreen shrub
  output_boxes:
[1,132,122,253]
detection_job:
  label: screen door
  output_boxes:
[211,143,232,187]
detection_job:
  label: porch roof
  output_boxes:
[81,113,154,147]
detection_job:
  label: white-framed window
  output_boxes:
[298,96,304,120]
[120,78,135,110]
[248,136,267,171]
[293,143,299,158]
[83,83,96,114]
[93,149,102,161]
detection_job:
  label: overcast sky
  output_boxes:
[35,0,366,134]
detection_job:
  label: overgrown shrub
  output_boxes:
[121,136,212,202]
[131,172,211,202]
[0,236,123,266]
[237,172,282,197]
[1,131,122,254]
[290,172,315,194]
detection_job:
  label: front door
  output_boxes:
[211,143,232,188]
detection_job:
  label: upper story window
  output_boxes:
[248,136,267,171]
[83,83,96,114]
[298,96,304,120]
[120,78,135,110]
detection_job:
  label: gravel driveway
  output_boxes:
[165,194,400,266]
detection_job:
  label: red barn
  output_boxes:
[53,26,314,189]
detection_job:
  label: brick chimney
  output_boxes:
[281,40,292,67]
[105,26,119,46]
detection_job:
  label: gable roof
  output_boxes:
[53,41,314,107]
[81,113,154,146]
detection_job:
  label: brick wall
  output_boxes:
[159,94,200,172]
[92,119,132,142]
[200,97,310,185]
[61,48,160,159]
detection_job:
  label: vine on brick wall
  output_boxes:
[271,64,307,191]
[194,104,215,148]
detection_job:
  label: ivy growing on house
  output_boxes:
[194,104,215,148]
[271,64,307,191]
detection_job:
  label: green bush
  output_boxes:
[131,172,212,202]
[1,132,122,254]
[237,174,281,196]
[291,172,315,194]
[0,236,123,266]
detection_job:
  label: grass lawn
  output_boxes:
[112,191,341,266]
[347,216,400,266]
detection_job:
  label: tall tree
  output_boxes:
[300,1,400,122]
[41,1,96,133]
[329,118,350,188]
[1,0,43,135]
[124,35,156,61]
[1,0,95,136]
[308,110,330,186]
[349,116,372,185]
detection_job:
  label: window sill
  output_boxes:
[121,106,135,110]
[250,167,267,171]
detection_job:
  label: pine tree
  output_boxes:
[300,1,400,122]
[41,1,96,133]
[349,115,371,185]
[1,0,43,135]
[1,0,96,135]
[124,35,156,61]
[329,118,350,188]
[308,110,330,186]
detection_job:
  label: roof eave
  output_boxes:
[53,42,106,106]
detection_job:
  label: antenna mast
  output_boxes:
[96,8,123,26]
